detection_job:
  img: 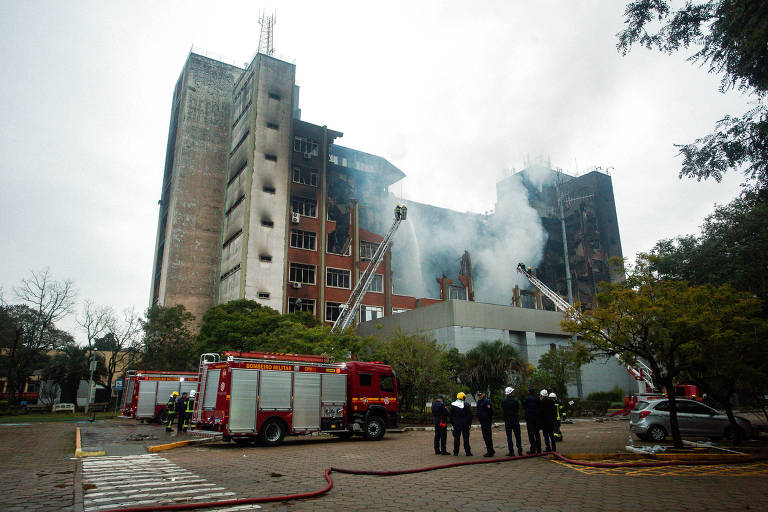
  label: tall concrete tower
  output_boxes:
[150,52,243,325]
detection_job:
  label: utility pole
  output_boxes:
[85,358,97,414]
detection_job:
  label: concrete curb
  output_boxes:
[73,457,84,512]
[74,427,105,458]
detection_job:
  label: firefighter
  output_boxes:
[450,392,473,456]
[183,390,196,432]
[476,391,495,457]
[175,392,188,434]
[431,395,449,455]
[502,387,523,456]
[522,388,541,454]
[165,391,179,432]
[550,392,563,442]
[539,389,557,452]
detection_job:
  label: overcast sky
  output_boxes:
[0,1,750,341]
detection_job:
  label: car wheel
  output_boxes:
[364,416,386,441]
[648,425,666,442]
[260,418,286,447]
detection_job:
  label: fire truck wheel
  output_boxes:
[260,418,286,447]
[364,416,386,441]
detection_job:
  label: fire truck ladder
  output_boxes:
[515,263,656,393]
[330,205,407,334]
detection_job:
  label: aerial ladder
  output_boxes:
[330,205,407,334]
[515,263,656,395]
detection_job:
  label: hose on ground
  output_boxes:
[99,451,768,512]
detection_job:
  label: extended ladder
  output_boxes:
[515,263,656,393]
[330,205,407,334]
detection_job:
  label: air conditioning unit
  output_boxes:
[291,212,300,224]
[303,152,312,159]
[290,281,302,289]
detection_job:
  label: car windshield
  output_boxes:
[633,401,649,411]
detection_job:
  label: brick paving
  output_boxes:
[1,417,768,511]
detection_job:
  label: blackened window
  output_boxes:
[291,197,317,218]
[292,166,319,187]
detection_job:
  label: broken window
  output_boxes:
[360,305,383,322]
[292,166,318,187]
[291,196,317,218]
[289,262,316,284]
[326,268,351,289]
[293,136,319,156]
[326,233,351,256]
[325,301,343,322]
[288,298,315,314]
[360,241,380,261]
[290,229,316,251]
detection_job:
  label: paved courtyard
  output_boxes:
[1,417,767,511]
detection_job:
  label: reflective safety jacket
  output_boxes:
[167,396,176,414]
[185,398,195,414]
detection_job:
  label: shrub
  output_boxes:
[587,386,625,403]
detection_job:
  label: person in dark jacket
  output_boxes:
[449,392,473,456]
[501,386,523,456]
[165,391,178,432]
[522,387,541,454]
[476,392,495,457]
[175,392,188,434]
[431,395,450,455]
[538,389,557,452]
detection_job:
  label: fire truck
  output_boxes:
[120,370,199,422]
[191,351,399,446]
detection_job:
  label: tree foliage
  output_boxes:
[43,344,106,404]
[459,340,524,399]
[618,0,768,188]
[537,344,591,399]
[141,304,196,371]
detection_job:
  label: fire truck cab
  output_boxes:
[192,352,399,446]
[120,370,199,422]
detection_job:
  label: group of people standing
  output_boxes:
[432,387,563,456]
[165,390,196,434]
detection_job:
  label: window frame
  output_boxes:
[289,229,317,251]
[326,267,351,289]
[288,297,315,314]
[325,301,343,322]
[291,196,318,218]
[288,262,316,285]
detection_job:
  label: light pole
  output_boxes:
[85,358,97,414]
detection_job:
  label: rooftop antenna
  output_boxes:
[258,11,276,56]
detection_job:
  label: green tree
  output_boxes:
[537,344,592,399]
[43,343,106,404]
[141,304,196,371]
[375,330,452,412]
[618,0,768,188]
[459,340,524,399]
[561,257,724,447]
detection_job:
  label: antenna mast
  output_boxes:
[258,11,276,56]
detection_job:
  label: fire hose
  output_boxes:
[99,451,768,512]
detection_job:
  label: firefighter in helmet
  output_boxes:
[165,391,179,432]
[550,392,563,442]
[175,392,188,434]
[183,390,196,432]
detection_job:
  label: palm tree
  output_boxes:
[461,341,523,398]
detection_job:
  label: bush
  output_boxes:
[569,399,611,416]
[587,386,625,403]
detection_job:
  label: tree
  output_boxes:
[459,340,524,399]
[537,344,591,399]
[97,307,142,390]
[561,257,719,448]
[43,344,106,404]
[0,269,76,403]
[375,330,452,412]
[141,304,196,371]
[618,1,768,189]
[78,300,111,355]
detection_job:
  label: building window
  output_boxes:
[368,274,383,293]
[289,262,316,285]
[268,92,281,100]
[290,229,317,251]
[292,166,318,187]
[257,292,270,299]
[326,268,351,289]
[291,196,317,218]
[360,305,383,322]
[265,154,277,162]
[326,233,352,256]
[259,254,272,262]
[222,230,242,249]
[221,264,241,281]
[293,136,319,156]
[225,195,246,217]
[261,219,274,228]
[360,241,380,261]
[288,297,315,314]
[266,122,279,130]
[449,286,467,300]
[262,185,276,194]
[393,308,409,314]
[325,301,343,322]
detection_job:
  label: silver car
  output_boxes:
[629,399,754,442]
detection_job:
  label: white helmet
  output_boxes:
[189,390,197,398]
[539,389,548,397]
[549,392,557,398]
[505,386,514,395]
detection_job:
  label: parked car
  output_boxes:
[629,399,754,442]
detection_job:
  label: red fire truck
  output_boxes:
[191,351,399,446]
[120,370,199,422]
